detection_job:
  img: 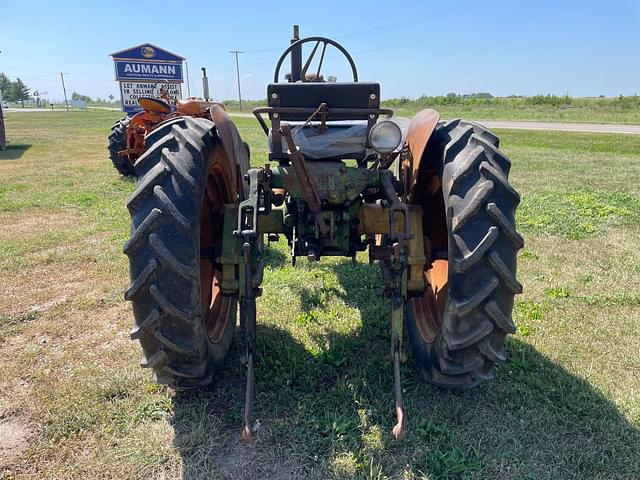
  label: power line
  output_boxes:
[334,4,471,40]
[237,2,473,55]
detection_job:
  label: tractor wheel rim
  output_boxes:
[200,160,233,344]
[411,259,448,343]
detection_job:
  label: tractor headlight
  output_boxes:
[368,120,402,154]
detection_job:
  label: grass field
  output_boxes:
[385,96,640,125]
[1,110,639,479]
[390,103,640,125]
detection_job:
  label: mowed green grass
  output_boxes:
[0,110,639,479]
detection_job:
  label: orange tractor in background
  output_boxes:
[108,71,225,176]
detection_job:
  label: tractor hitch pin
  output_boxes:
[242,346,255,443]
[392,340,406,440]
[390,291,407,441]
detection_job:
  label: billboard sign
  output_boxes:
[114,60,183,82]
[120,81,182,114]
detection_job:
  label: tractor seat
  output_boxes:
[267,82,381,160]
[268,121,368,160]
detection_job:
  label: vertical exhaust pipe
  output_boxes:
[290,24,302,83]
[201,67,210,101]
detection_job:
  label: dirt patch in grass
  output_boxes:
[0,225,113,321]
[0,211,79,237]
[0,262,88,319]
[180,430,292,480]
[0,419,33,468]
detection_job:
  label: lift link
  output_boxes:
[382,247,408,440]
[240,242,257,443]
[381,171,410,440]
[234,167,271,443]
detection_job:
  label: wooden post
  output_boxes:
[0,100,6,150]
[60,72,69,112]
[0,49,5,149]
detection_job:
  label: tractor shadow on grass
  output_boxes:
[0,144,31,160]
[330,259,640,478]
[170,324,308,479]
[170,259,640,479]
[263,243,288,269]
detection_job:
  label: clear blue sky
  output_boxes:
[1,0,638,102]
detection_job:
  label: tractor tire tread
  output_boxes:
[407,119,522,388]
[108,117,136,177]
[126,116,237,389]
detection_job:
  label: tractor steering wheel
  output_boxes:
[273,36,358,83]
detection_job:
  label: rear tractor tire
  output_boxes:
[108,117,136,177]
[407,119,523,388]
[124,116,239,389]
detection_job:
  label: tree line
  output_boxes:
[0,73,31,106]
[0,72,121,108]
[71,92,119,105]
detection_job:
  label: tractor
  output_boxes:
[123,26,523,442]
[108,74,224,176]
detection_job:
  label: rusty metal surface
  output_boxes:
[405,108,440,197]
[119,100,229,166]
[177,99,224,116]
[392,345,406,440]
[279,124,321,211]
[211,104,250,199]
[241,350,255,443]
[411,259,448,344]
[279,124,329,235]
[137,97,171,114]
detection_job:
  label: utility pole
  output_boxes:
[60,72,69,111]
[229,50,244,111]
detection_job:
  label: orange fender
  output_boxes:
[403,108,440,199]
[210,105,251,200]
[177,98,225,116]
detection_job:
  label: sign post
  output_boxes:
[109,44,186,115]
[0,89,6,150]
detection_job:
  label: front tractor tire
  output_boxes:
[407,119,523,388]
[108,117,135,177]
[124,116,238,389]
